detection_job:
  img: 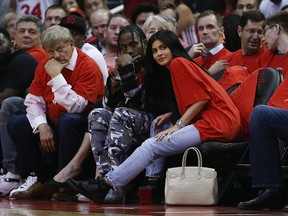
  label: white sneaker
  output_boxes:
[77,193,90,202]
[9,175,38,199]
[0,172,22,197]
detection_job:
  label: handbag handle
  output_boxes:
[181,147,203,176]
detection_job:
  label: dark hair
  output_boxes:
[146,29,191,74]
[131,3,159,24]
[16,15,43,33]
[239,10,265,28]
[196,10,223,28]
[45,4,66,18]
[264,10,288,34]
[117,24,146,56]
[145,30,185,120]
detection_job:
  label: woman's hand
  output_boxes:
[155,124,181,141]
[153,112,172,133]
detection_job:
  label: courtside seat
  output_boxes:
[197,67,284,205]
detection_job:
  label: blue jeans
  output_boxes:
[249,105,288,188]
[0,97,26,173]
[107,124,201,190]
[144,119,172,178]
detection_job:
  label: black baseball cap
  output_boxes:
[60,15,86,35]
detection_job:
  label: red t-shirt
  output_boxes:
[170,57,241,142]
[268,77,288,109]
[259,51,288,77]
[194,48,231,70]
[221,46,269,74]
[27,46,48,63]
[229,71,259,140]
[217,65,249,91]
[29,48,104,124]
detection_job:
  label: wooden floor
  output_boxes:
[0,199,287,215]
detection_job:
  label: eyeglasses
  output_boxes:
[263,25,276,35]
[243,28,264,35]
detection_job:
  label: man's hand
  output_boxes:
[208,60,229,76]
[45,59,68,78]
[116,54,141,68]
[188,43,206,59]
[38,123,56,152]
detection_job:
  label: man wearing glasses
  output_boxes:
[221,10,268,74]
[237,11,288,211]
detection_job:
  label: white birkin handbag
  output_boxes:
[165,147,218,205]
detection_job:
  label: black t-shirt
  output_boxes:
[0,50,38,97]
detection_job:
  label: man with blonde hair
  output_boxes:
[6,25,104,199]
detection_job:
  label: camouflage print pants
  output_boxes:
[88,107,154,176]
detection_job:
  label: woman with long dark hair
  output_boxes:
[66,30,241,203]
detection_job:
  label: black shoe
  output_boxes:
[66,177,111,203]
[104,189,125,204]
[45,179,67,188]
[237,188,284,210]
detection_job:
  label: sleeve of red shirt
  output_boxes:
[170,57,210,115]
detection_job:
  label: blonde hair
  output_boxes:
[2,12,21,29]
[41,25,73,50]
[142,14,173,34]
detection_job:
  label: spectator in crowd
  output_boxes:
[66,29,241,204]
[223,0,259,51]
[60,14,108,84]
[142,14,190,48]
[158,1,178,20]
[0,16,46,197]
[237,11,288,208]
[236,105,288,210]
[156,0,198,46]
[102,14,129,73]
[60,0,79,13]
[131,3,159,29]
[84,0,108,18]
[0,15,45,105]
[2,12,21,41]
[222,10,267,74]
[6,25,104,200]
[192,10,231,75]
[43,4,67,30]
[15,16,47,63]
[142,14,174,40]
[89,9,111,52]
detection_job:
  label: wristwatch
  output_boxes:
[176,119,186,128]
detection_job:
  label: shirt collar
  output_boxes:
[66,47,77,71]
[208,44,224,55]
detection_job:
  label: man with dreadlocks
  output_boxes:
[85,24,165,203]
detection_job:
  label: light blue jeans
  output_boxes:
[107,124,201,190]
[144,119,172,178]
